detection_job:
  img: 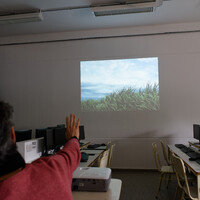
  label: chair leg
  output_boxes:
[174,184,178,200]
[174,184,183,200]
[180,190,185,200]
[166,173,172,188]
[155,173,164,198]
[163,173,168,186]
[164,173,168,185]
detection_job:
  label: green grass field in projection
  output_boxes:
[81,83,159,111]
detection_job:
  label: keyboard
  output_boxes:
[175,144,186,149]
[175,144,194,153]
[181,147,194,153]
[87,143,106,149]
[187,151,200,159]
[195,159,200,165]
[87,144,101,149]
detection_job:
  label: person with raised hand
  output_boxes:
[0,100,81,200]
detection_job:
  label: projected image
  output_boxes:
[81,57,159,111]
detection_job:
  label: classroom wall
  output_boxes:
[1,22,200,169]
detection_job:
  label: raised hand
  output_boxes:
[66,114,80,140]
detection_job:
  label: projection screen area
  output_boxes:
[81,57,159,112]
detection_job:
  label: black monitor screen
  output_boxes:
[15,129,32,142]
[79,125,85,140]
[46,129,54,151]
[35,128,47,138]
[193,124,200,141]
[54,127,66,147]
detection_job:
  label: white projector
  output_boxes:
[72,167,111,192]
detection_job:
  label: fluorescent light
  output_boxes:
[0,10,43,25]
[91,0,163,16]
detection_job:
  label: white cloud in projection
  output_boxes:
[81,57,159,101]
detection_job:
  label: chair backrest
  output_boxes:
[152,142,162,171]
[98,149,110,167]
[172,153,194,199]
[107,144,115,168]
[106,141,111,150]
[160,140,171,165]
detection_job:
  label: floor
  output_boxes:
[111,169,178,200]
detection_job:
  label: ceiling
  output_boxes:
[0,0,200,37]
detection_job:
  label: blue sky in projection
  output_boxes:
[81,57,158,101]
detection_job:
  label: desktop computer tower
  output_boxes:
[16,138,44,163]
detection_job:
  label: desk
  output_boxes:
[82,146,107,151]
[79,149,104,167]
[189,141,200,150]
[72,178,122,200]
[80,141,90,150]
[168,145,200,199]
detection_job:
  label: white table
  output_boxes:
[72,178,122,200]
[82,146,107,150]
[79,149,104,167]
[80,141,90,149]
[168,144,200,199]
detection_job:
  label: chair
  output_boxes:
[172,154,198,200]
[106,141,111,150]
[92,143,115,168]
[98,149,110,167]
[160,140,171,166]
[107,144,115,168]
[152,142,174,198]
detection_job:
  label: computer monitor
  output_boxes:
[47,126,57,129]
[35,128,54,155]
[35,128,47,139]
[46,129,54,152]
[57,124,65,128]
[79,125,85,140]
[15,129,32,142]
[193,124,200,143]
[54,127,66,148]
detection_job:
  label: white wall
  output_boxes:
[1,22,200,169]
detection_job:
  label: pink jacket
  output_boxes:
[0,138,81,200]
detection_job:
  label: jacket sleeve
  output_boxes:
[56,138,81,172]
[31,138,81,179]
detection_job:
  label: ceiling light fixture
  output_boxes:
[0,10,43,25]
[91,0,163,16]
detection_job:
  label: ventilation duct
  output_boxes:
[91,0,163,16]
